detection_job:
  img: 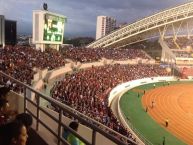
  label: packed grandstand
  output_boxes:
[1,35,193,144]
[0,36,190,144]
[0,41,169,143]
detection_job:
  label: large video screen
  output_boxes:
[43,14,65,42]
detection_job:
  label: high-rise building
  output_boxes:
[0,15,5,47]
[0,15,17,47]
[96,16,116,40]
[5,20,17,45]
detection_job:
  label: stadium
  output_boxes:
[1,1,193,145]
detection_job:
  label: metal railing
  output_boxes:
[0,71,137,145]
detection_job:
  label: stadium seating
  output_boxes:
[0,45,169,144]
[61,47,150,62]
[51,64,169,142]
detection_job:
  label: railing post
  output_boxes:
[92,130,96,145]
[36,95,40,130]
[24,87,27,113]
[58,109,63,145]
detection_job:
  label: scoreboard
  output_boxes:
[32,10,67,48]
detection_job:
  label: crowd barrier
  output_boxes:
[0,71,136,145]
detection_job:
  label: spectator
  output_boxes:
[0,87,17,125]
[0,120,28,145]
[63,121,85,145]
[15,113,33,131]
[0,99,9,124]
[15,113,34,145]
[0,86,10,100]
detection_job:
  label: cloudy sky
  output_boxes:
[0,0,190,38]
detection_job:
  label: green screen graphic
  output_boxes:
[43,14,65,42]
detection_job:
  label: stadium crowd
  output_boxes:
[51,64,169,142]
[164,37,193,58]
[175,36,193,49]
[0,46,66,92]
[61,47,149,62]
[165,36,193,49]
[164,37,177,49]
[0,45,168,144]
[0,45,151,92]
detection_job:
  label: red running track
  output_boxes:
[142,84,193,145]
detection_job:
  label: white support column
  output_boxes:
[158,25,168,39]
[176,21,183,36]
[172,23,177,40]
[187,21,190,39]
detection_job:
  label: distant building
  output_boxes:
[5,20,17,45]
[96,16,116,40]
[0,15,17,47]
[0,15,5,47]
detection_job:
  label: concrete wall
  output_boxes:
[108,76,177,106]
[45,58,154,84]
[7,91,24,114]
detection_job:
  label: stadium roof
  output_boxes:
[87,1,193,48]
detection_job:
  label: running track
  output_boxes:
[142,84,193,145]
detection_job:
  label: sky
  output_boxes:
[0,0,191,38]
